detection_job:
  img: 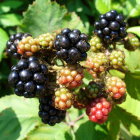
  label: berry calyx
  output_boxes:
[86,97,112,124]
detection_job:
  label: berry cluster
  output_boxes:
[8,57,48,98]
[39,96,66,126]
[109,50,125,69]
[86,97,112,124]
[7,9,134,126]
[89,35,105,52]
[105,76,126,100]
[17,36,40,56]
[6,33,31,58]
[57,66,84,88]
[54,88,73,110]
[94,10,127,43]
[54,28,90,64]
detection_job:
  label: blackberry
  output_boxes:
[8,56,48,98]
[54,88,73,110]
[74,88,90,109]
[36,33,55,50]
[57,65,84,88]
[109,50,125,69]
[6,33,31,59]
[124,33,140,51]
[105,76,126,100]
[39,95,66,126]
[85,53,108,76]
[17,36,40,56]
[94,10,127,43]
[54,28,90,64]
[86,97,112,124]
[85,81,104,99]
[89,36,105,52]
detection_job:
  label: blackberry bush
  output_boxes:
[57,65,84,88]
[6,33,31,59]
[94,10,127,43]
[8,56,48,98]
[39,95,66,126]
[54,28,90,64]
[86,97,112,124]
[54,88,73,110]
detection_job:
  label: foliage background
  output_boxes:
[0,0,140,140]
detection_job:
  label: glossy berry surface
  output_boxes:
[39,95,66,126]
[94,10,127,43]
[86,97,112,124]
[8,56,48,98]
[6,33,31,59]
[54,28,90,64]
[54,88,73,110]
[57,66,84,88]
[105,76,126,99]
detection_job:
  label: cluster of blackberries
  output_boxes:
[8,56,48,98]
[39,96,66,126]
[94,10,127,43]
[7,10,131,126]
[54,28,90,64]
[6,33,31,58]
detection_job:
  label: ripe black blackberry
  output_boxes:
[94,10,127,43]
[54,28,90,64]
[6,33,31,59]
[39,96,66,126]
[8,56,48,98]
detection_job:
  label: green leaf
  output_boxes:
[19,0,87,37]
[109,69,125,79]
[115,106,140,137]
[124,48,140,75]
[95,0,111,14]
[0,14,21,27]
[0,0,23,13]
[0,28,8,61]
[0,95,40,140]
[107,110,120,140]
[26,123,71,140]
[127,26,140,38]
[124,73,140,100]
